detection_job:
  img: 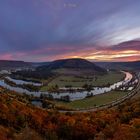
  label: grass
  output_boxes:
[40,86,49,91]
[41,71,125,91]
[54,91,128,109]
[92,71,125,86]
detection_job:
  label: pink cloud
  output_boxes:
[0,54,14,60]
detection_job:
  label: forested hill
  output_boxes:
[37,58,107,74]
[0,87,140,140]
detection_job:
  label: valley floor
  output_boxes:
[41,71,125,91]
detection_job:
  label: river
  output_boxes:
[5,76,42,86]
[0,71,133,101]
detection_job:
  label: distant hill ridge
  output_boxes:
[0,60,31,70]
[95,60,140,71]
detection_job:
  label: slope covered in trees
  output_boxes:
[0,87,140,140]
[37,58,107,75]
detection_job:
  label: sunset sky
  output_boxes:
[0,0,140,62]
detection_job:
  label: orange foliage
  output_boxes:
[0,88,140,140]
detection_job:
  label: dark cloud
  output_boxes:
[0,0,140,61]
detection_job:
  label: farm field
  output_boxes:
[55,91,128,109]
[41,71,125,91]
